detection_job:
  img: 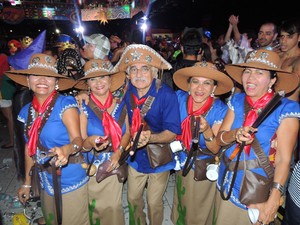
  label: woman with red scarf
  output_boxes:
[6,53,89,225]
[171,61,234,225]
[214,49,300,225]
[74,59,130,225]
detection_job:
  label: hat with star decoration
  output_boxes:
[114,44,172,72]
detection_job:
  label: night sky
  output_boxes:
[0,0,298,43]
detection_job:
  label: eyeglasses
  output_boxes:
[129,66,150,75]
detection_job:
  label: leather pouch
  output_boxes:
[239,170,272,205]
[146,144,172,169]
[194,157,215,181]
[96,161,128,183]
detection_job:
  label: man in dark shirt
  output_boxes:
[162,27,202,90]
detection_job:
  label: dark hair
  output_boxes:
[199,43,212,62]
[270,71,277,79]
[260,22,278,34]
[280,18,300,35]
[181,29,202,56]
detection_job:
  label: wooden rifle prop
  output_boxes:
[39,151,63,225]
[118,123,144,165]
[182,116,200,177]
[220,90,285,200]
[50,155,62,225]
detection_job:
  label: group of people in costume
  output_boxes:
[3,33,299,225]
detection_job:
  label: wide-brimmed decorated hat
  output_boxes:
[74,59,125,92]
[225,49,299,93]
[114,44,172,71]
[173,61,234,95]
[5,53,75,91]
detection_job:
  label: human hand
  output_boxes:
[93,136,109,151]
[235,126,257,145]
[137,130,151,148]
[248,197,281,225]
[17,185,31,205]
[229,15,239,26]
[49,147,69,167]
[75,91,89,108]
[199,115,210,133]
[107,152,121,172]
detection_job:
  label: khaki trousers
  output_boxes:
[171,170,216,225]
[127,166,170,225]
[215,191,252,225]
[88,175,125,225]
[41,184,89,225]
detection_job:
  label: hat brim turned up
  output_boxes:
[74,70,126,92]
[6,68,75,91]
[225,63,299,94]
[173,62,234,95]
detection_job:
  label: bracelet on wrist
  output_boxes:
[72,144,80,154]
[22,184,31,188]
[272,182,284,196]
[118,146,124,152]
[204,135,215,142]
[82,146,92,151]
[220,130,231,145]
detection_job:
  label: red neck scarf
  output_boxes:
[180,96,213,150]
[27,90,57,156]
[243,91,274,155]
[131,94,146,137]
[91,92,122,152]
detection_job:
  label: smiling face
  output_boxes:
[188,77,216,108]
[87,75,111,98]
[27,75,57,100]
[241,68,276,101]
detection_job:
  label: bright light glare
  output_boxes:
[141,23,148,31]
[74,26,84,34]
[55,28,60,34]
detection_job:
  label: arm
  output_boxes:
[137,129,177,148]
[50,107,83,167]
[17,145,34,204]
[229,15,241,44]
[202,122,222,154]
[80,111,109,152]
[216,108,256,147]
[75,91,90,107]
[249,118,299,224]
